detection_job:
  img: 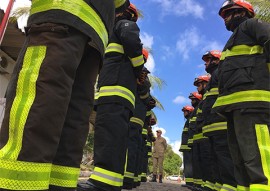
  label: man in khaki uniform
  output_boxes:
[151,129,167,183]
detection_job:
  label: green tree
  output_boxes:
[249,0,270,23]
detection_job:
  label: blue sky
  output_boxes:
[1,0,234,156]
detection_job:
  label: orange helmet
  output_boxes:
[219,0,255,19]
[182,105,194,112]
[202,50,222,62]
[189,92,202,100]
[142,48,149,61]
[127,3,139,22]
[194,75,210,86]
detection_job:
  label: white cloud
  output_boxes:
[170,140,182,157]
[176,27,201,60]
[140,32,156,74]
[173,95,190,105]
[151,0,204,19]
[201,41,224,53]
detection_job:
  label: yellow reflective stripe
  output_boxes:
[197,108,202,114]
[90,167,123,187]
[94,92,99,100]
[188,138,193,144]
[213,90,270,108]
[214,183,223,191]
[250,184,270,191]
[141,173,146,178]
[140,92,150,99]
[124,171,134,179]
[49,165,80,187]
[220,45,263,60]
[202,122,227,133]
[203,88,219,100]
[114,0,126,8]
[105,43,124,54]
[146,142,151,146]
[147,152,152,156]
[205,181,215,190]
[30,0,108,50]
[237,185,250,191]
[98,86,135,107]
[190,117,197,122]
[180,145,191,150]
[255,124,270,185]
[183,127,188,132]
[0,46,46,160]
[193,133,207,141]
[130,117,144,127]
[194,179,203,185]
[142,128,147,135]
[220,184,237,191]
[185,178,193,183]
[0,159,51,190]
[129,55,144,67]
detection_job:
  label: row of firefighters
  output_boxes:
[0,0,163,191]
[179,0,270,191]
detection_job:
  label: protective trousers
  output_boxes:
[0,23,99,191]
[226,109,270,191]
[183,151,193,186]
[209,134,236,191]
[123,121,142,187]
[89,103,130,191]
[192,142,203,188]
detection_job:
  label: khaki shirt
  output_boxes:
[153,136,167,157]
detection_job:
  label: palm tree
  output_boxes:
[249,0,270,23]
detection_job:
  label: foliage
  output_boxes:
[83,131,94,155]
[249,0,270,23]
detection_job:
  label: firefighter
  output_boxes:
[213,1,270,190]
[0,1,130,191]
[179,105,194,189]
[77,3,146,191]
[123,51,150,190]
[193,76,216,191]
[201,50,236,191]
[187,92,202,190]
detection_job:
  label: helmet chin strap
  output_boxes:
[225,10,249,31]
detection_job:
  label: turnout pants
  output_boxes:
[209,134,236,190]
[0,23,99,191]
[89,103,130,191]
[183,150,193,186]
[226,109,270,191]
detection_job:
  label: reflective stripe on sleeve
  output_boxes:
[130,117,144,127]
[129,55,144,67]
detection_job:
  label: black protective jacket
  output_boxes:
[28,0,130,56]
[213,18,270,113]
[96,19,144,112]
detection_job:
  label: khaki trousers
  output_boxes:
[152,155,164,175]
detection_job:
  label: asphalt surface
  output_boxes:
[122,180,190,191]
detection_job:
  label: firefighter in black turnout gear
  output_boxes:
[77,3,146,191]
[213,1,270,190]
[179,105,194,189]
[201,50,236,191]
[123,51,150,190]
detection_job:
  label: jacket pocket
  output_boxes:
[27,23,69,35]
[221,57,254,90]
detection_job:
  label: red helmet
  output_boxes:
[142,48,149,61]
[219,0,255,19]
[202,50,222,62]
[194,75,210,86]
[127,3,139,22]
[182,105,194,112]
[189,92,202,100]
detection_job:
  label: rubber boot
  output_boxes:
[159,175,163,183]
[150,174,157,182]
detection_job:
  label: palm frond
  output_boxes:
[249,0,270,23]
[9,7,30,23]
[148,75,166,90]
[152,95,165,111]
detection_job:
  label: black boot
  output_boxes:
[77,180,105,191]
[159,175,163,183]
[150,174,157,182]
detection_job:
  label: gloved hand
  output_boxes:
[137,68,150,85]
[149,118,156,126]
[147,98,156,110]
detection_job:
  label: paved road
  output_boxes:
[122,180,190,191]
